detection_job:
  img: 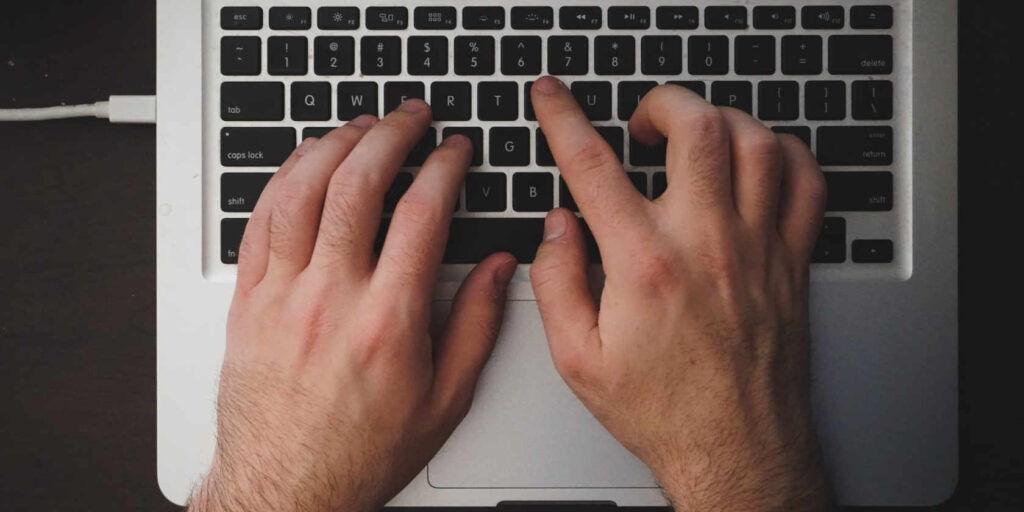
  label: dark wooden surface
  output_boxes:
[0,2,1020,510]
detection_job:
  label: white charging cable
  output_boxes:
[0,95,156,124]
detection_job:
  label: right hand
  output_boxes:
[530,77,831,511]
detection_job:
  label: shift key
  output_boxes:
[221,127,296,167]
[817,126,893,166]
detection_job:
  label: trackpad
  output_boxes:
[428,301,657,488]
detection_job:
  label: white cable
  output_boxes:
[0,95,156,124]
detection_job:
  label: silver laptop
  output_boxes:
[157,0,958,506]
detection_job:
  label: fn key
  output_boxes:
[221,218,248,264]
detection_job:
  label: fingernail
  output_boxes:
[494,256,518,290]
[544,210,567,241]
[398,99,426,113]
[533,76,566,95]
[348,114,377,128]
[296,137,318,155]
[441,133,469,148]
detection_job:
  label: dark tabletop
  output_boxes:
[1,1,1021,511]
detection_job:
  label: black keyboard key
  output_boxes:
[384,172,414,212]
[361,36,402,75]
[852,240,894,263]
[560,6,602,29]
[711,81,753,114]
[366,7,408,30]
[221,218,248,264]
[656,6,699,29]
[513,173,555,212]
[454,36,495,75]
[221,7,262,30]
[629,138,666,166]
[221,127,296,167]
[571,81,612,121]
[221,82,284,121]
[688,36,729,75]
[781,35,823,75]
[641,35,683,75]
[302,127,335,139]
[463,7,505,29]
[524,81,536,121]
[772,126,811,147]
[269,7,311,30]
[757,81,799,121]
[404,128,437,167]
[466,173,508,212]
[596,126,625,163]
[559,177,578,211]
[618,81,658,121]
[318,7,359,29]
[442,218,544,263]
[489,127,530,166]
[408,36,448,75]
[268,36,307,75]
[752,6,795,29]
[511,6,554,29]
[432,82,472,121]
[536,129,555,166]
[414,6,457,30]
[852,80,893,120]
[735,36,776,75]
[442,127,484,166]
[548,36,588,75]
[817,126,893,166]
[667,80,706,99]
[221,36,261,75]
[851,6,893,29]
[705,6,747,29]
[627,172,648,197]
[823,172,893,211]
[337,82,378,120]
[609,6,651,29]
[805,81,846,120]
[812,217,846,263]
[595,36,635,75]
[478,82,518,121]
[314,36,355,75]
[291,82,331,121]
[802,6,845,29]
[384,81,425,113]
[652,172,667,198]
[829,35,892,74]
[222,172,272,212]
[502,36,542,75]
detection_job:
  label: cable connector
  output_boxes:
[0,95,156,124]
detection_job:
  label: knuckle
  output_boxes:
[691,107,727,143]
[742,130,783,163]
[565,138,621,176]
[394,192,444,229]
[552,344,593,388]
[630,247,682,292]
[530,251,574,293]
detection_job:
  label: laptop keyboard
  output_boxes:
[212,2,900,268]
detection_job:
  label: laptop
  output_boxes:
[157,0,958,507]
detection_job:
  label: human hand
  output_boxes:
[530,77,830,511]
[189,102,517,512]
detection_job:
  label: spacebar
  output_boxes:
[375,218,546,264]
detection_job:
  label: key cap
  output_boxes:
[851,6,893,29]
[221,36,261,75]
[268,36,307,75]
[443,127,484,166]
[805,81,846,120]
[618,81,658,120]
[781,35,822,75]
[735,36,776,75]
[688,36,729,75]
[489,127,530,166]
[441,218,544,263]
[630,138,666,166]
[652,172,667,198]
[757,81,799,121]
[772,126,811,147]
[221,127,296,167]
[628,172,648,197]
[408,36,448,75]
[656,6,699,29]
[852,80,893,120]
[667,80,706,99]
[291,82,331,121]
[463,7,505,29]
[596,126,625,162]
[432,82,472,121]
[465,173,508,211]
[511,6,554,30]
[823,172,892,211]
[314,36,355,75]
[705,6,747,29]
[221,172,272,212]
[366,7,408,30]
[812,217,846,263]
[318,7,359,29]
[478,82,518,121]
[414,6,457,30]
[609,6,650,29]
[560,6,602,29]
[384,172,414,212]
[269,7,311,30]
[753,6,795,29]
[513,173,554,212]
[502,36,542,75]
[595,36,635,75]
[404,128,437,167]
[802,6,845,29]
[571,81,612,121]
[221,218,248,264]
[548,36,588,75]
[711,81,753,114]
[536,129,555,166]
[221,7,262,30]
[302,127,335,139]
[384,81,425,113]
[817,126,893,166]
[524,81,536,121]
[852,240,894,263]
[337,82,378,120]
[361,36,401,75]
[641,36,683,75]
[829,35,893,74]
[221,82,284,121]
[559,177,578,211]
[454,36,495,75]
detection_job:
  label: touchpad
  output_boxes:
[428,301,657,489]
